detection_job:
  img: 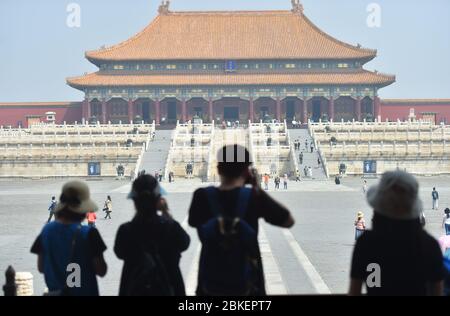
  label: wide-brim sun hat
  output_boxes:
[357,211,364,217]
[54,181,98,214]
[366,170,423,220]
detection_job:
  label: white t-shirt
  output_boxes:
[444,215,450,226]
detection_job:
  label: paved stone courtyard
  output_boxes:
[0,175,448,295]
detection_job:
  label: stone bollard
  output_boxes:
[3,266,17,296]
[15,272,33,296]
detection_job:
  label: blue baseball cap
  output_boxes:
[127,175,167,200]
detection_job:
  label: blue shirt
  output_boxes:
[31,221,106,296]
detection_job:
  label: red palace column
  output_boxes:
[276,97,281,121]
[356,96,362,121]
[374,96,381,121]
[82,98,89,122]
[302,100,308,123]
[249,97,254,123]
[128,99,134,124]
[181,98,187,123]
[329,96,335,122]
[208,98,213,122]
[155,99,161,125]
[87,100,91,120]
[101,99,107,124]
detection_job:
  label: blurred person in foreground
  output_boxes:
[349,171,444,296]
[188,144,294,296]
[31,181,107,296]
[114,174,190,296]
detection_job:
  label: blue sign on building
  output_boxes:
[225,60,237,72]
[363,160,377,174]
[88,162,101,176]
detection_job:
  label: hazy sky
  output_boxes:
[1,0,449,102]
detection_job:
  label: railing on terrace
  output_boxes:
[309,119,445,132]
[320,141,450,158]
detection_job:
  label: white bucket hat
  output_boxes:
[55,181,98,214]
[366,170,423,220]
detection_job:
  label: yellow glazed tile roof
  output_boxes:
[67,71,395,88]
[85,10,376,61]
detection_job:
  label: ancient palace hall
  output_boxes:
[66,1,395,125]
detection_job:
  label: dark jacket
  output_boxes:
[114,215,190,296]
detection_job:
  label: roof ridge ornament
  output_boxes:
[158,0,171,15]
[291,0,304,14]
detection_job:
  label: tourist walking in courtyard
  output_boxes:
[349,171,445,296]
[299,152,303,165]
[354,211,366,240]
[295,169,301,182]
[317,158,321,167]
[432,187,440,210]
[263,174,269,190]
[103,196,113,219]
[114,174,190,296]
[274,175,280,190]
[310,142,314,153]
[158,169,163,182]
[443,208,450,235]
[31,181,107,296]
[308,166,313,178]
[47,196,57,223]
[362,180,368,194]
[188,144,294,296]
[283,174,288,190]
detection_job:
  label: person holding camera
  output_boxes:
[188,144,295,296]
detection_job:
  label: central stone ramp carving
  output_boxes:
[249,121,295,178]
[207,127,250,182]
[165,121,214,180]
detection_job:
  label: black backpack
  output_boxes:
[198,187,259,296]
[124,222,175,296]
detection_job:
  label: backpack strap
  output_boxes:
[205,186,223,217]
[235,187,252,219]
